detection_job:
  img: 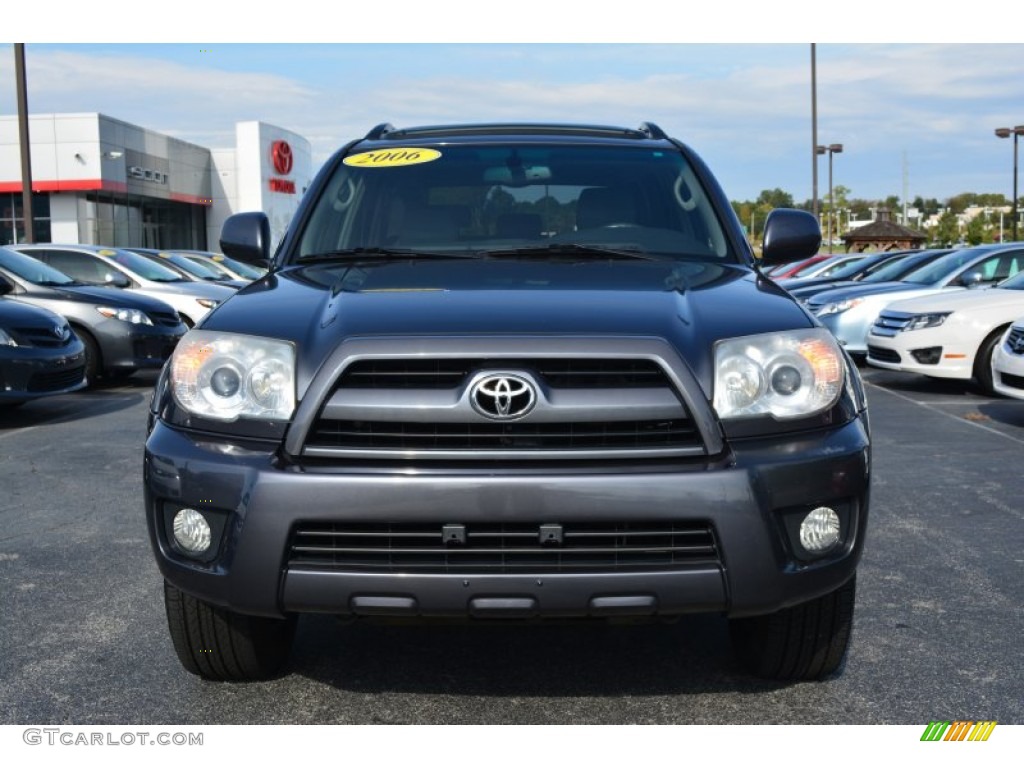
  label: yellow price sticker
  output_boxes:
[98,249,118,257]
[343,148,442,168]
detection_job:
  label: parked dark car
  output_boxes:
[0,246,187,383]
[177,250,267,282]
[0,298,87,407]
[146,121,870,683]
[783,249,955,303]
[125,248,248,289]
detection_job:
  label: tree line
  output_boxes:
[732,188,1020,246]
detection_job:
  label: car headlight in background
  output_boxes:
[96,306,154,326]
[903,312,951,332]
[815,298,864,316]
[170,330,295,421]
[196,298,220,310]
[714,329,844,420]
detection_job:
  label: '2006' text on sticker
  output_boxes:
[343,148,442,168]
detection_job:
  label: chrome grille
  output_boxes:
[11,326,72,348]
[870,311,913,338]
[302,354,706,462]
[1007,327,1024,356]
[288,520,719,574]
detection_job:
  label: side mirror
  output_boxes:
[221,212,271,267]
[104,272,131,288]
[760,209,822,267]
[960,272,984,288]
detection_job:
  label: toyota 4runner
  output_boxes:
[144,122,870,682]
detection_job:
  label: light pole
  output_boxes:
[995,126,1024,242]
[816,143,843,252]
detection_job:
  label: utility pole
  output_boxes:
[14,44,34,244]
[811,44,819,221]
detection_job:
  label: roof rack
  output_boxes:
[364,123,396,140]
[363,123,669,141]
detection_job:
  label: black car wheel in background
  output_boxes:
[0,298,87,406]
[0,246,187,385]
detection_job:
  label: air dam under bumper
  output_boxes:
[144,415,870,621]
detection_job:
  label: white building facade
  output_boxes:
[0,113,312,252]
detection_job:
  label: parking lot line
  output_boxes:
[864,380,1024,446]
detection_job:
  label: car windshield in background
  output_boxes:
[107,249,187,282]
[297,145,735,264]
[901,248,990,285]
[0,246,77,285]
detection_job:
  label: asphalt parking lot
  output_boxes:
[0,366,1021,725]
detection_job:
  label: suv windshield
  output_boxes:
[297,144,734,263]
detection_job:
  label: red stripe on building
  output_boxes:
[0,179,128,194]
[170,192,213,206]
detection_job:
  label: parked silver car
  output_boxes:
[9,244,236,327]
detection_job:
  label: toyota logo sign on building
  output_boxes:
[271,140,293,175]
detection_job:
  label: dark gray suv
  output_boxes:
[145,122,870,682]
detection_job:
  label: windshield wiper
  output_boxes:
[297,247,480,263]
[478,243,660,261]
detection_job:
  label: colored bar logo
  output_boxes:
[921,721,997,741]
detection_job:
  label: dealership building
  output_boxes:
[0,113,313,252]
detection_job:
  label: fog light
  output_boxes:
[172,508,211,554]
[911,347,942,365]
[799,507,840,553]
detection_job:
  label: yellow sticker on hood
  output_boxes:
[343,148,441,168]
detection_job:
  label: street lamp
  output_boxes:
[816,143,843,252]
[995,126,1024,242]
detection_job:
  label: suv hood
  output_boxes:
[203,259,814,393]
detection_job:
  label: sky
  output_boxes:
[3,4,1023,206]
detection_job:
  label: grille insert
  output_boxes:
[867,345,901,364]
[288,521,719,574]
[307,418,699,452]
[337,358,672,389]
[27,366,85,392]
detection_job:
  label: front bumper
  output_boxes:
[817,310,873,355]
[0,340,87,400]
[96,320,185,372]
[992,333,1024,399]
[145,415,871,621]
[866,328,971,379]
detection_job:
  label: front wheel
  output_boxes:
[729,574,856,680]
[163,581,296,681]
[973,328,1006,396]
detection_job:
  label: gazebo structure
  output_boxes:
[841,208,927,253]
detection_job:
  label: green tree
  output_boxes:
[965,213,987,245]
[932,210,960,246]
[756,188,794,209]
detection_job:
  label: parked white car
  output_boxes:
[809,244,1024,358]
[991,320,1024,399]
[10,244,236,327]
[866,267,1024,393]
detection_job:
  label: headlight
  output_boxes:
[903,312,951,332]
[815,298,864,316]
[0,328,16,347]
[96,306,153,325]
[714,329,844,420]
[170,330,295,421]
[196,298,220,309]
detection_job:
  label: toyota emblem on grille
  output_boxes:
[470,374,537,420]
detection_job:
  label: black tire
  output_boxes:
[973,327,1006,396]
[729,574,856,681]
[163,580,296,681]
[73,327,102,386]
